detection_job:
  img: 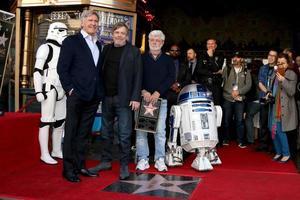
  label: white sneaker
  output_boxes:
[136,159,150,171]
[154,157,168,172]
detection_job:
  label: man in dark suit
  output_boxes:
[177,48,199,88]
[88,22,142,180]
[57,10,104,183]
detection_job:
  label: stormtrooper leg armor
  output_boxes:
[38,88,66,164]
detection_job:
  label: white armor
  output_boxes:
[166,83,222,171]
[33,22,68,164]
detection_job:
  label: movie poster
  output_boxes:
[96,10,135,45]
[0,20,14,94]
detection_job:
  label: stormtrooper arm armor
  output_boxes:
[33,44,49,102]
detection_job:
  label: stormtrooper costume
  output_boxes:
[33,22,68,164]
[166,83,222,171]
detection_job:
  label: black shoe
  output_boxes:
[238,143,247,149]
[63,172,81,183]
[88,162,112,173]
[255,145,268,152]
[119,165,129,180]
[79,169,98,177]
[222,140,229,146]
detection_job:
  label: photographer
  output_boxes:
[268,53,298,163]
[256,50,278,152]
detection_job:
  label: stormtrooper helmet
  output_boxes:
[46,22,68,45]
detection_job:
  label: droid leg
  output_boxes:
[166,106,183,167]
[191,148,213,171]
[208,148,222,165]
[39,124,58,164]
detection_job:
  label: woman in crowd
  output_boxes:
[269,53,298,163]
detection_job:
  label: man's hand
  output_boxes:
[36,93,45,102]
[171,82,180,93]
[207,49,214,57]
[213,69,223,75]
[231,90,239,98]
[276,72,285,82]
[129,101,140,111]
[68,88,74,96]
[150,91,160,104]
[142,90,151,102]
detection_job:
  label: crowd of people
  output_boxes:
[35,10,300,183]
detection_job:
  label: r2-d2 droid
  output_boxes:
[166,84,222,171]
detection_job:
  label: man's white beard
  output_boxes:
[150,46,162,51]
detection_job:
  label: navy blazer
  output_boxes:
[101,43,142,106]
[57,33,104,101]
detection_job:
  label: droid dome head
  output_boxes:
[46,22,68,45]
[177,83,213,104]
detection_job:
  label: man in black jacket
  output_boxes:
[88,22,142,180]
[57,10,104,182]
[193,39,224,105]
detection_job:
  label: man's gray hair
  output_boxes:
[148,30,165,41]
[81,10,99,22]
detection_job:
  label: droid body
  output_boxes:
[166,84,222,171]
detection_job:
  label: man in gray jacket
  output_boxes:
[222,52,252,148]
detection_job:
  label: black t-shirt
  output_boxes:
[103,45,125,96]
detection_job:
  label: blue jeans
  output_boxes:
[136,99,167,161]
[245,101,260,143]
[223,99,245,144]
[101,96,132,166]
[273,121,290,156]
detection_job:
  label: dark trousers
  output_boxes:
[223,99,245,144]
[63,94,99,174]
[101,96,132,166]
[206,84,222,106]
[258,103,271,149]
[286,129,298,158]
[245,101,260,143]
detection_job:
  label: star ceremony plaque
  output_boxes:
[135,98,161,133]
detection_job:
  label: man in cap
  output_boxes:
[221,51,252,148]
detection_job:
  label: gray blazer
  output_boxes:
[280,69,298,132]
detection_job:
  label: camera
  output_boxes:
[260,95,275,104]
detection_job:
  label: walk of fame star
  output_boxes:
[122,174,198,195]
[103,173,201,199]
[143,103,158,116]
[0,32,8,47]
